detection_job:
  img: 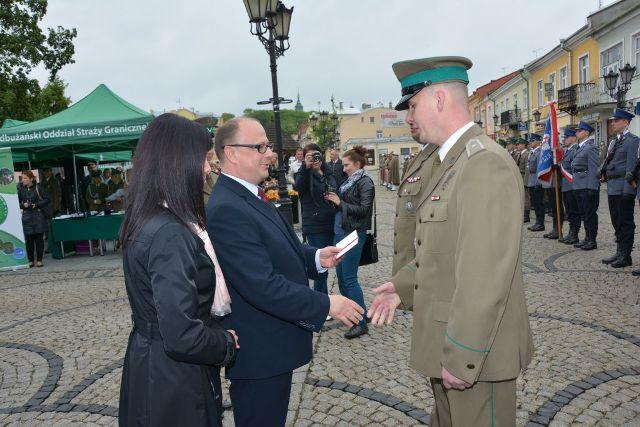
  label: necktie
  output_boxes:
[258,188,269,203]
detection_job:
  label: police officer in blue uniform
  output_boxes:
[571,121,600,250]
[542,152,564,240]
[527,134,545,231]
[559,128,580,244]
[601,108,640,267]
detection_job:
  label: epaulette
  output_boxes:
[465,138,486,158]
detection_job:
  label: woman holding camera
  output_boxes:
[295,143,337,295]
[324,146,374,339]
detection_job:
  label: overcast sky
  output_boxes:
[36,0,615,116]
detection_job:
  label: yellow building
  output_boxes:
[339,107,421,170]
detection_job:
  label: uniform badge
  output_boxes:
[406,176,421,183]
[405,201,414,212]
[431,195,440,201]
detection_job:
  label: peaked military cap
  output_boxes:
[576,121,594,133]
[563,128,576,138]
[529,133,542,141]
[111,169,122,175]
[609,108,635,122]
[516,138,528,145]
[392,56,473,110]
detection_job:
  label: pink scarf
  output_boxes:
[193,224,232,316]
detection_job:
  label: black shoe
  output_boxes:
[574,240,587,248]
[529,224,545,232]
[524,211,530,223]
[563,236,579,244]
[581,241,597,251]
[632,269,640,276]
[611,256,632,268]
[344,324,368,339]
[545,230,559,239]
[523,217,531,223]
[602,253,621,264]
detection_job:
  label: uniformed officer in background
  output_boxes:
[527,134,545,231]
[86,171,109,212]
[572,121,600,250]
[541,152,564,240]
[601,108,640,267]
[392,137,438,276]
[369,56,533,427]
[559,128,580,244]
[515,139,531,223]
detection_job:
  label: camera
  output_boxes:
[312,152,323,163]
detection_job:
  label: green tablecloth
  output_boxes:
[49,214,124,259]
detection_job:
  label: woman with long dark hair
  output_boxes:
[118,114,237,427]
[295,143,336,295]
[18,170,49,267]
[324,146,375,339]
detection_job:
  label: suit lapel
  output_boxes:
[402,144,438,182]
[416,125,483,209]
[220,175,304,258]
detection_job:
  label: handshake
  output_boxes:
[319,246,401,328]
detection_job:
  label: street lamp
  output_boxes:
[603,63,637,108]
[243,0,295,224]
[310,110,340,149]
[532,110,541,122]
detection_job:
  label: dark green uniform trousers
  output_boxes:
[430,378,516,426]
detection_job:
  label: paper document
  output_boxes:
[336,230,359,259]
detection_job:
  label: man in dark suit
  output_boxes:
[326,148,347,188]
[206,117,363,427]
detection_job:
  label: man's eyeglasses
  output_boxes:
[226,143,274,154]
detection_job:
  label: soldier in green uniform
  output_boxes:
[392,137,438,276]
[516,139,531,222]
[368,56,533,427]
[106,169,126,212]
[86,171,109,212]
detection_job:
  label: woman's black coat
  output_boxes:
[119,209,236,427]
[18,183,49,235]
[338,174,375,233]
[295,163,336,235]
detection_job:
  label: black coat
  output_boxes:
[338,174,375,233]
[294,163,336,235]
[18,183,49,235]
[119,209,236,427]
[326,159,347,188]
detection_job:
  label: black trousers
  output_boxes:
[529,187,545,224]
[575,189,599,242]
[25,233,44,263]
[608,194,636,254]
[229,371,293,427]
[562,190,580,230]
[546,188,565,227]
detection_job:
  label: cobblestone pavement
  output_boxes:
[1,183,639,426]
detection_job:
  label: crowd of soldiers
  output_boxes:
[379,152,400,190]
[79,162,127,213]
[508,108,640,275]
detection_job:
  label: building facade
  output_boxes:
[489,72,530,141]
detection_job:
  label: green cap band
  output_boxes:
[400,65,469,89]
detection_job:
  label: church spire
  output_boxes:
[295,89,304,111]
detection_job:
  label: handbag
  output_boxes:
[359,197,378,266]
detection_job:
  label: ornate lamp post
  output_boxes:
[309,110,340,150]
[604,63,637,109]
[243,0,295,224]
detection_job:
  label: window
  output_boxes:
[579,54,590,84]
[369,116,375,124]
[400,147,410,156]
[537,80,543,106]
[560,66,568,90]
[506,98,510,110]
[500,101,504,113]
[549,72,556,100]
[376,130,383,139]
[601,42,623,80]
[634,33,640,66]
[523,89,528,110]
[513,93,518,110]
[481,108,486,125]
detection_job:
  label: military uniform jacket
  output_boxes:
[392,144,438,275]
[571,138,600,191]
[391,125,534,384]
[516,148,529,185]
[107,180,125,211]
[527,147,541,188]
[604,132,640,196]
[561,144,578,192]
[86,182,109,211]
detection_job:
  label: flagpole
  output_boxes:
[553,165,563,238]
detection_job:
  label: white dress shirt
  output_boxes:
[222,172,326,273]
[438,121,475,161]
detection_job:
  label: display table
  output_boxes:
[49,213,124,259]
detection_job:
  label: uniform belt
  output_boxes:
[606,173,625,180]
[131,315,162,340]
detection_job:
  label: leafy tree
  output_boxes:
[220,112,235,122]
[0,0,77,123]
[243,108,309,136]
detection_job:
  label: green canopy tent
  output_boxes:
[1,119,29,129]
[75,150,132,162]
[0,84,153,207]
